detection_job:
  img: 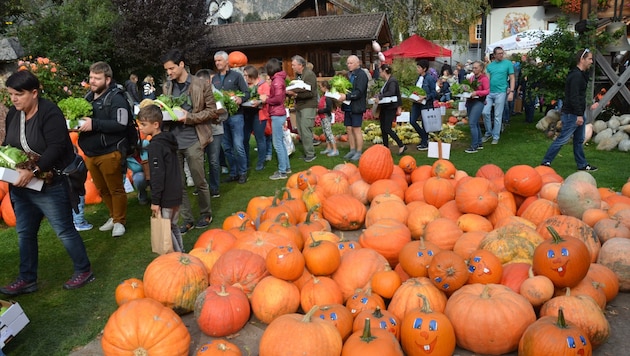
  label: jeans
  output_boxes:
[72,195,87,225]
[252,115,269,169]
[10,182,91,282]
[205,134,223,193]
[132,171,148,202]
[542,112,588,168]
[296,107,316,158]
[482,92,507,140]
[409,103,429,146]
[466,100,484,149]
[222,114,247,176]
[85,151,127,225]
[271,115,291,173]
[177,141,212,223]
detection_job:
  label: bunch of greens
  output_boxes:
[0,145,30,169]
[249,86,260,101]
[451,79,478,96]
[213,91,244,116]
[57,97,92,129]
[155,94,189,109]
[368,78,385,98]
[401,86,426,97]
[330,75,353,94]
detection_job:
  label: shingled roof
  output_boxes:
[207,12,390,52]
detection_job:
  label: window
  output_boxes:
[475,24,482,40]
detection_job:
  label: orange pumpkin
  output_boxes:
[303,239,341,276]
[504,165,543,197]
[475,163,504,180]
[518,308,592,356]
[466,249,503,284]
[519,267,555,307]
[532,227,591,288]
[400,294,456,356]
[427,251,469,295]
[222,211,256,231]
[358,144,394,184]
[300,276,343,312]
[321,193,366,231]
[228,51,248,67]
[423,177,455,208]
[455,177,499,216]
[250,276,301,324]
[313,303,355,341]
[246,196,274,221]
[342,318,403,355]
[265,244,305,281]
[143,253,208,314]
[398,239,443,278]
[195,284,250,337]
[359,219,411,266]
[196,340,242,356]
[423,218,463,250]
[193,228,236,252]
[259,306,343,356]
[114,278,145,306]
[345,288,386,318]
[387,277,447,322]
[398,155,417,174]
[353,306,401,340]
[209,249,269,297]
[371,266,402,299]
[332,248,388,301]
[587,263,620,302]
[101,298,190,355]
[431,159,456,179]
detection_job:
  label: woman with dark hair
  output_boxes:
[409,59,438,150]
[0,70,94,296]
[265,58,291,180]
[375,64,406,155]
[464,61,490,153]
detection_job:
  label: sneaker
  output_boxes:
[211,190,220,198]
[221,166,229,174]
[195,216,213,229]
[477,145,484,150]
[99,218,114,231]
[224,175,239,183]
[63,271,95,290]
[491,139,499,145]
[303,155,316,163]
[112,223,126,238]
[327,150,339,157]
[0,278,38,296]
[541,161,552,167]
[465,147,478,154]
[192,189,199,196]
[238,174,248,184]
[179,221,195,235]
[269,171,288,180]
[265,155,272,162]
[74,221,93,232]
[320,148,331,155]
[255,163,265,171]
[416,144,428,151]
[578,164,598,172]
[313,140,321,146]
[343,150,356,160]
[285,169,292,174]
[482,136,492,143]
[350,152,362,161]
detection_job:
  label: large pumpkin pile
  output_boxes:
[101,144,630,355]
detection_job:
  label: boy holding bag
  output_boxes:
[137,105,184,252]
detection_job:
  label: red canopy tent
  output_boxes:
[382,34,452,61]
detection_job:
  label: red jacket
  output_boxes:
[267,71,287,117]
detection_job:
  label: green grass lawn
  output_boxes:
[0,111,628,355]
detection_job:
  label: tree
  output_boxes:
[16,0,118,83]
[358,0,487,44]
[110,0,210,74]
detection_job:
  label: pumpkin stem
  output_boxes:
[133,348,149,356]
[372,306,384,318]
[480,285,491,299]
[281,187,294,200]
[528,266,535,278]
[546,226,566,244]
[304,205,319,224]
[556,307,569,329]
[216,284,230,297]
[360,318,377,343]
[565,287,571,297]
[218,343,228,351]
[302,305,320,322]
[416,293,433,313]
[309,232,322,247]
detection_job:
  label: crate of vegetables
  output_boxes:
[0,146,44,191]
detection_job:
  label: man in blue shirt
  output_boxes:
[482,47,515,144]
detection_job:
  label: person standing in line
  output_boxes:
[78,61,129,238]
[141,75,156,100]
[242,65,270,171]
[195,69,226,198]
[339,55,368,161]
[375,64,406,155]
[265,58,292,180]
[408,59,437,151]
[316,81,338,157]
[286,55,318,162]
[0,70,94,295]
[160,49,220,234]
[541,49,598,172]
[212,51,250,184]
[481,46,515,145]
[464,61,490,153]
[125,73,141,104]
[137,104,185,252]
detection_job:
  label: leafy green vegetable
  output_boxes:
[451,79,478,96]
[368,78,385,98]
[0,146,29,169]
[155,94,190,109]
[401,86,426,97]
[213,91,242,116]
[330,75,352,94]
[57,97,92,129]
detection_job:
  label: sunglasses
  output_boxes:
[581,48,590,60]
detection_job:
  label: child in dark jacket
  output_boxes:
[137,105,184,252]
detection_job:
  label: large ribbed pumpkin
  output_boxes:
[444,284,536,355]
[194,284,250,337]
[143,253,208,314]
[322,193,367,231]
[259,306,343,356]
[359,219,411,266]
[556,176,601,219]
[250,276,300,324]
[209,249,269,297]
[358,145,394,184]
[101,298,190,355]
[455,177,499,216]
[332,248,388,300]
[535,215,600,262]
[228,51,248,67]
[504,165,543,197]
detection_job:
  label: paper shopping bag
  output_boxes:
[420,108,443,133]
[151,212,173,255]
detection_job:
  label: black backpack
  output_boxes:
[102,84,141,157]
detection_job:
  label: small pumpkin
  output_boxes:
[400,294,456,356]
[518,307,592,356]
[371,266,402,299]
[519,267,555,307]
[398,239,443,278]
[115,278,145,306]
[209,249,269,297]
[196,339,242,355]
[265,244,305,281]
[342,318,404,356]
[466,249,503,284]
[504,165,543,197]
[250,276,300,324]
[427,251,469,294]
[303,238,341,276]
[300,276,343,312]
[194,284,251,337]
[314,303,355,341]
[353,306,401,341]
[387,277,447,322]
[345,288,386,318]
[398,155,417,174]
[332,248,388,301]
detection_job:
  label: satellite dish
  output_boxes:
[218,1,233,20]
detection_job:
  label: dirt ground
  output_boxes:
[70,292,630,356]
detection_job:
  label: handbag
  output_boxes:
[264,119,272,136]
[151,211,173,255]
[282,123,295,156]
[62,154,88,213]
[420,108,443,133]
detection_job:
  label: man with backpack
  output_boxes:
[78,61,131,237]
